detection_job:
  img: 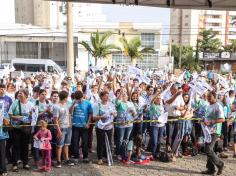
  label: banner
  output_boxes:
[31,106,38,126]
[127,66,142,75]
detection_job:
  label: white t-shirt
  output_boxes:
[163,91,184,117]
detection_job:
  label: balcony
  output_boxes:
[205,18,222,23]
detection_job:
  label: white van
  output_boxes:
[11,58,63,76]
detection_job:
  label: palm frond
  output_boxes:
[100,31,113,45]
[79,41,93,54]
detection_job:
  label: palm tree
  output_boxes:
[119,36,154,66]
[79,31,120,66]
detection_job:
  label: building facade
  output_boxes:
[76,22,164,70]
[15,0,106,28]
[170,9,236,47]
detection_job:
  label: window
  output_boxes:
[141,33,155,48]
[48,66,53,73]
[185,23,188,26]
[185,15,189,18]
[14,64,25,71]
[26,64,45,72]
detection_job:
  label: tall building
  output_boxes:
[0,0,15,25]
[15,0,106,28]
[170,9,236,47]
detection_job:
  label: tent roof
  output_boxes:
[51,0,236,10]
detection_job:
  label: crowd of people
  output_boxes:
[0,65,235,176]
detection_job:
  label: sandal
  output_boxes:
[23,164,30,170]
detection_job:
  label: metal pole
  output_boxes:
[67,2,74,79]
[169,39,173,72]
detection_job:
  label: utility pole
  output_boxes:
[67,2,74,79]
[179,46,182,68]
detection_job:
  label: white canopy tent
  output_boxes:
[52,0,236,10]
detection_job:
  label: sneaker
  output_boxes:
[12,166,18,172]
[45,167,51,172]
[97,159,103,165]
[83,158,91,164]
[218,153,228,159]
[73,158,80,164]
[124,160,135,165]
[55,161,62,168]
[23,164,30,170]
[201,170,216,175]
[217,164,225,175]
[117,155,122,161]
[40,166,46,171]
[65,160,74,166]
[223,148,229,152]
[2,172,8,176]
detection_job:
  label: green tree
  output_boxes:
[119,36,154,66]
[79,31,120,66]
[198,29,222,52]
[223,39,236,52]
[171,44,203,71]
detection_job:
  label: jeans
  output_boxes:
[72,127,88,159]
[56,128,72,147]
[6,131,13,164]
[222,121,228,148]
[0,139,7,174]
[12,128,30,166]
[205,134,224,172]
[116,126,133,155]
[151,126,165,157]
[96,128,113,160]
[166,121,180,147]
[88,124,94,150]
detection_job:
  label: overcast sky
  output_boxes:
[102,4,170,44]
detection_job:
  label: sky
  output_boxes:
[102,4,170,44]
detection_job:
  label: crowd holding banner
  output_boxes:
[0,65,235,175]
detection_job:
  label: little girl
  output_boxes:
[34,120,52,171]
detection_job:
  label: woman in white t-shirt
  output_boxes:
[8,88,34,172]
[93,91,116,165]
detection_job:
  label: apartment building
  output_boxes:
[170,9,236,46]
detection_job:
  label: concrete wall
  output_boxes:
[15,0,34,25]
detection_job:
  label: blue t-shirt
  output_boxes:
[72,100,93,127]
